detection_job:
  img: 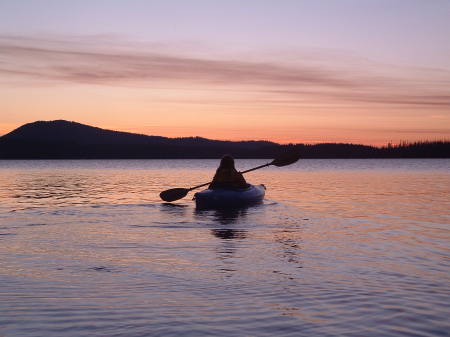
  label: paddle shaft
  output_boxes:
[188,181,211,191]
[240,162,271,174]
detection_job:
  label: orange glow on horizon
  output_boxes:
[1,119,448,148]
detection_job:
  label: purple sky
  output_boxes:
[0,0,449,144]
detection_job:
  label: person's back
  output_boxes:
[209,155,248,189]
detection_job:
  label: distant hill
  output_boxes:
[0,120,448,159]
[2,120,168,145]
[0,120,282,159]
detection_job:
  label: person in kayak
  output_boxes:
[209,155,248,189]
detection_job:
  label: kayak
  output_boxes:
[194,184,266,209]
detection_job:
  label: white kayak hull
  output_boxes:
[194,184,266,209]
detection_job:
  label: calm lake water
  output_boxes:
[0,159,449,337]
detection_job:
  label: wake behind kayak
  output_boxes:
[193,184,266,209]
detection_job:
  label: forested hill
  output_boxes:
[0,120,448,159]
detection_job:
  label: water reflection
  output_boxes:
[159,202,189,217]
[207,209,249,244]
[9,172,104,209]
[212,228,247,240]
[195,207,250,241]
[194,207,251,274]
[274,230,303,267]
[195,207,249,225]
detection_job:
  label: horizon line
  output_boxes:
[1,119,449,148]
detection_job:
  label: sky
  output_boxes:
[0,0,449,145]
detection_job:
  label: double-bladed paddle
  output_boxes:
[159,152,301,202]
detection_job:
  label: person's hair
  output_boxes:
[218,154,235,169]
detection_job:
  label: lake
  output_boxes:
[0,159,449,337]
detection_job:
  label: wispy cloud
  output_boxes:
[0,36,354,87]
[1,34,449,108]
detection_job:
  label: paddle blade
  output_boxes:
[271,152,301,167]
[159,188,189,202]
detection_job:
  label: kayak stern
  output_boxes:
[194,184,266,209]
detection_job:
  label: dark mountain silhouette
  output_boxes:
[0,120,281,159]
[2,120,169,145]
[0,120,448,159]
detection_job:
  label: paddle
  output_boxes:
[159,152,301,202]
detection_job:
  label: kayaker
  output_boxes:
[209,155,248,189]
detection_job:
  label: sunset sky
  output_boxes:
[0,0,449,145]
